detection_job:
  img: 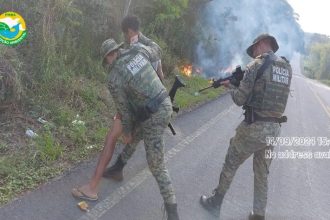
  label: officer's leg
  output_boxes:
[252,145,274,216]
[144,135,176,202]
[200,135,252,217]
[143,103,175,204]
[143,100,179,219]
[216,138,252,195]
[120,128,143,163]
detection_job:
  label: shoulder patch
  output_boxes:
[126,53,148,75]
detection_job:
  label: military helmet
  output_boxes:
[246,34,279,58]
[100,38,124,63]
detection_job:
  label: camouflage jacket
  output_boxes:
[107,46,166,134]
[230,51,292,117]
[124,32,162,63]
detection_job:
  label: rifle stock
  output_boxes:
[168,75,186,135]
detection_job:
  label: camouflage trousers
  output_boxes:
[120,97,176,204]
[216,120,280,216]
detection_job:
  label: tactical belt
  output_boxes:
[254,114,287,123]
[243,106,287,124]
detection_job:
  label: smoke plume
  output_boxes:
[195,0,304,77]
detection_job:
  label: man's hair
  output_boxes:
[121,15,140,33]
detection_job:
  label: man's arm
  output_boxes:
[230,60,261,106]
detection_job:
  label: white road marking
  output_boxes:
[77,105,236,220]
[307,82,330,119]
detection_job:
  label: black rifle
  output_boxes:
[199,65,245,92]
[168,75,186,135]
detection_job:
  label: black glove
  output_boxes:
[230,66,245,87]
[212,79,222,88]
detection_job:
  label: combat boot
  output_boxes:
[248,211,265,220]
[165,203,179,220]
[200,190,224,217]
[103,155,125,181]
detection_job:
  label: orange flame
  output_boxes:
[181,64,193,77]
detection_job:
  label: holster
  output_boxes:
[136,90,168,122]
[243,106,254,124]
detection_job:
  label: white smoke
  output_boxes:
[195,0,304,77]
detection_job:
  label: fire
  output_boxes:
[181,64,193,77]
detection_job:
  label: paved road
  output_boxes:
[1,55,329,220]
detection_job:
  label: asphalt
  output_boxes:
[0,54,329,220]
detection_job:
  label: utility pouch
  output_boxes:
[243,105,255,124]
[136,90,168,122]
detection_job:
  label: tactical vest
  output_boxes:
[118,47,167,119]
[247,56,292,116]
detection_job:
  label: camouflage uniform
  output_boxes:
[119,34,163,164]
[215,51,292,216]
[106,43,176,204]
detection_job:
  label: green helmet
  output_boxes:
[100,38,124,63]
[246,33,279,58]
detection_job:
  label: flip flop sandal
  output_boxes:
[71,188,98,201]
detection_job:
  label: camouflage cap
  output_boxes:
[246,34,279,58]
[100,38,124,63]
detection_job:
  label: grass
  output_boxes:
[0,70,226,206]
[175,74,225,110]
[319,80,330,87]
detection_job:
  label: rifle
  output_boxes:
[168,75,186,135]
[198,65,244,93]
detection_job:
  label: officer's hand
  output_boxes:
[220,80,230,88]
[123,133,133,144]
[212,79,222,88]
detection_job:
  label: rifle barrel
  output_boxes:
[198,85,214,92]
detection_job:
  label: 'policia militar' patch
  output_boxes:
[271,65,290,85]
[127,54,148,75]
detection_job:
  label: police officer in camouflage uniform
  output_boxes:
[200,34,292,220]
[101,38,179,220]
[103,15,165,181]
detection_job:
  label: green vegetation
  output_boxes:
[0,0,303,205]
[303,34,330,81]
[0,0,304,206]
[0,0,225,205]
[320,80,330,87]
[0,72,224,205]
[175,75,225,109]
